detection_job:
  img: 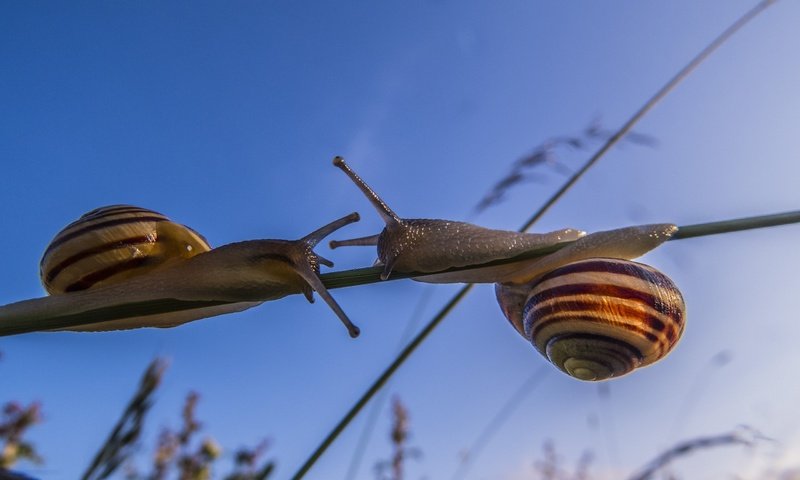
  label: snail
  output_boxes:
[330,156,685,380]
[3,205,362,337]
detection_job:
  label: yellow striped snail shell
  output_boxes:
[40,205,211,294]
[503,258,685,381]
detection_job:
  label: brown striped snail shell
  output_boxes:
[40,205,211,294]
[502,258,685,381]
[23,204,362,337]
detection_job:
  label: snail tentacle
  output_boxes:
[333,156,401,224]
[301,211,361,245]
[291,258,360,338]
[329,234,381,249]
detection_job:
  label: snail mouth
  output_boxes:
[545,333,643,381]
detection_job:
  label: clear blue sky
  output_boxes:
[2,1,799,478]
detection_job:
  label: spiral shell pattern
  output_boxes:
[523,258,685,381]
[40,205,211,294]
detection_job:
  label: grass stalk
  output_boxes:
[288,1,781,476]
[519,0,778,232]
[626,428,760,480]
[319,209,800,288]
[0,210,797,338]
[288,284,474,480]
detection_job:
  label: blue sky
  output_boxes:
[2,1,800,478]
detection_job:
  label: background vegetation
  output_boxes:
[2,1,799,478]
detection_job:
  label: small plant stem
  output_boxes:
[520,0,778,232]
[82,359,167,480]
[670,210,800,240]
[319,209,800,288]
[450,366,550,480]
[289,284,474,480]
[626,429,759,480]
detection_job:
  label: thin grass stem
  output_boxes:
[449,366,550,480]
[671,210,800,240]
[520,0,778,232]
[320,209,800,288]
[288,284,474,480]
[0,210,797,338]
[288,1,781,475]
[626,428,761,480]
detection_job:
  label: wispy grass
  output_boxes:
[85,360,275,480]
[373,397,420,480]
[472,120,656,215]
[450,366,550,480]
[0,2,787,479]
[82,358,166,480]
[533,440,593,480]
[0,401,43,471]
[626,427,764,480]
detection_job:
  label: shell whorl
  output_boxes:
[40,205,211,294]
[522,258,685,381]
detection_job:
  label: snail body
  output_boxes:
[330,156,585,282]
[331,156,685,379]
[5,206,362,337]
